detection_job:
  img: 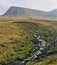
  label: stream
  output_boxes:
[10,35,46,65]
[10,32,57,65]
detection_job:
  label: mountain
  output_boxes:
[3,6,57,18]
[48,9,57,17]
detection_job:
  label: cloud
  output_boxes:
[0,0,13,6]
[0,0,57,15]
[0,0,14,15]
[9,0,57,11]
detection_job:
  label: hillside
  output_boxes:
[3,6,47,17]
[3,6,57,18]
[0,16,57,65]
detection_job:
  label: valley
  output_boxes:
[0,16,57,65]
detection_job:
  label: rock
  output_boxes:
[10,60,25,65]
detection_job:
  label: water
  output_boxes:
[10,35,46,65]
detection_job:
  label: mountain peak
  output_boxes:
[51,9,57,12]
[3,6,57,18]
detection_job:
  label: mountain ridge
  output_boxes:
[3,6,57,18]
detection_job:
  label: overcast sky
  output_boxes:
[0,0,57,15]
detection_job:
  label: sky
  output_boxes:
[0,0,57,15]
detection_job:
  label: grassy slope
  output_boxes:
[35,55,57,65]
[26,55,57,65]
[0,16,57,65]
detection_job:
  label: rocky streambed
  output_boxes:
[10,31,57,65]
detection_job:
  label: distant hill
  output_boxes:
[3,6,57,18]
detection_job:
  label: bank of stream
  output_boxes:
[10,31,57,65]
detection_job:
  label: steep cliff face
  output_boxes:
[3,6,57,17]
[3,6,46,16]
[3,6,57,18]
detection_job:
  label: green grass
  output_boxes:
[0,16,57,65]
[35,55,57,65]
[26,55,57,65]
